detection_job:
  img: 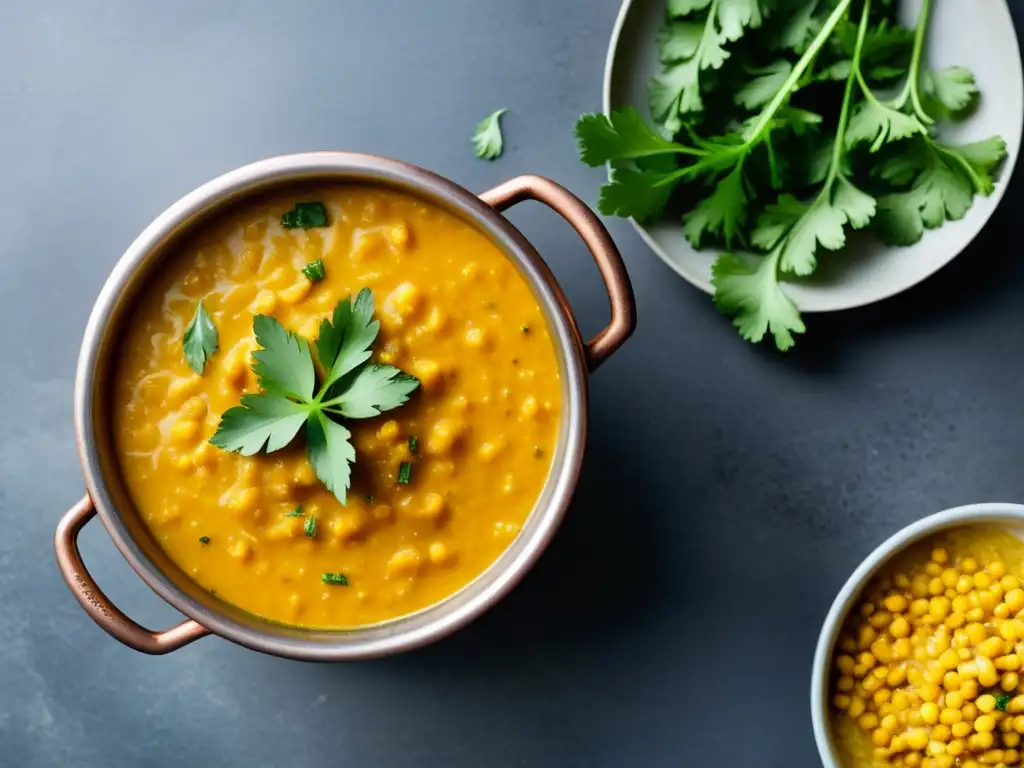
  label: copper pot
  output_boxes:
[55,153,636,660]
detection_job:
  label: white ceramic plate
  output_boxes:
[603,0,1024,312]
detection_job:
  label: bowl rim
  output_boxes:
[73,151,591,660]
[602,0,1024,313]
[810,501,1024,767]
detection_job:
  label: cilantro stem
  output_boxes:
[906,0,934,124]
[828,0,872,187]
[744,0,851,143]
[652,0,852,190]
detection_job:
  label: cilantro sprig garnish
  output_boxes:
[209,288,419,503]
[576,0,1006,351]
[183,300,219,374]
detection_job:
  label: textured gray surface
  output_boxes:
[1,1,1023,766]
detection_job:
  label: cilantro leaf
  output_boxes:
[306,412,356,505]
[659,21,704,63]
[317,288,379,393]
[182,300,218,375]
[754,178,875,276]
[716,0,763,43]
[323,366,420,419]
[774,3,819,53]
[209,394,309,455]
[922,66,978,118]
[735,61,793,110]
[683,165,748,248]
[597,167,679,221]
[282,202,329,230]
[210,291,419,505]
[846,98,923,152]
[252,315,315,401]
[576,109,692,167]
[711,252,804,351]
[472,109,507,160]
[669,0,712,15]
[874,151,977,246]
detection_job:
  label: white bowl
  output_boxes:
[811,502,1024,768]
[603,0,1024,312]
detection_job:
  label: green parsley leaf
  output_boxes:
[182,300,218,375]
[322,573,349,586]
[252,315,315,401]
[683,165,748,249]
[302,259,326,283]
[199,536,210,544]
[282,202,329,229]
[285,506,304,517]
[734,61,793,110]
[922,66,978,118]
[408,435,418,454]
[846,98,923,152]
[659,21,703,63]
[210,291,419,504]
[472,109,507,160]
[316,288,379,394]
[576,109,692,167]
[668,0,711,15]
[209,394,309,455]
[304,515,317,538]
[598,167,679,222]
[306,412,356,504]
[997,695,1011,713]
[322,366,420,419]
[397,461,412,485]
[711,252,805,351]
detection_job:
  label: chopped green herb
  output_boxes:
[472,108,507,160]
[182,300,219,375]
[397,461,412,485]
[997,695,1011,712]
[209,289,420,504]
[304,515,317,538]
[285,505,304,517]
[282,201,329,230]
[199,536,210,544]
[302,259,326,283]
[520,324,530,334]
[408,435,418,454]
[322,573,349,586]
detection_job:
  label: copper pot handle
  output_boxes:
[480,175,636,371]
[54,495,209,654]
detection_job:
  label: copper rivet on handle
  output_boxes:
[479,175,636,370]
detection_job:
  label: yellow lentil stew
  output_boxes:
[113,186,562,628]
[831,527,1024,768]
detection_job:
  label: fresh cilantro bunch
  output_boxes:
[210,289,419,503]
[577,0,1006,350]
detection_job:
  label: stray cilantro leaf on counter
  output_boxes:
[397,461,412,485]
[304,515,317,538]
[281,201,329,230]
[182,300,218,375]
[322,573,349,586]
[575,0,1006,350]
[472,109,507,160]
[302,259,326,283]
[997,695,1011,713]
[210,289,420,504]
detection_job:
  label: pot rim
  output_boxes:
[74,151,591,660]
[810,502,1024,767]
